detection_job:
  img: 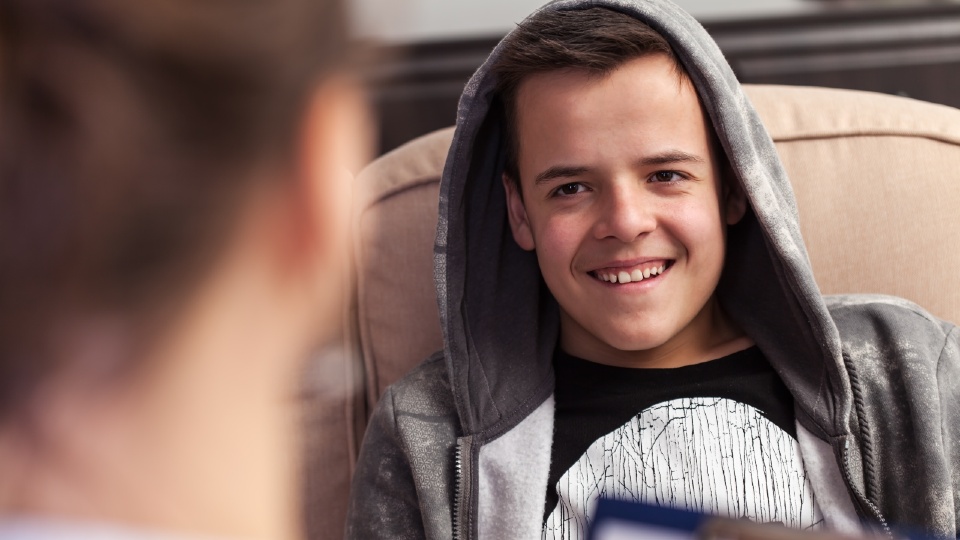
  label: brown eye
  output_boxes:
[553,183,586,197]
[653,171,681,182]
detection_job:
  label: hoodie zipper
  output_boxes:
[453,437,473,540]
[840,439,892,538]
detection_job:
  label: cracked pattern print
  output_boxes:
[543,397,824,539]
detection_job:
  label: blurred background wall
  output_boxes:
[351,0,960,155]
[353,0,834,43]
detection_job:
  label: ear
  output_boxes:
[295,78,371,262]
[275,79,371,337]
[722,170,748,226]
[502,173,536,251]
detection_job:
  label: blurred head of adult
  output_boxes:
[0,0,367,537]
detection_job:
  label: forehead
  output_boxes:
[513,55,714,178]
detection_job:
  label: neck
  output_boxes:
[561,298,753,369]
[0,238,312,540]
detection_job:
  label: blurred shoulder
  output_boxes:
[0,520,204,540]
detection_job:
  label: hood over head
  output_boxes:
[434,0,853,442]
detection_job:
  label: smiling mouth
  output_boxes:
[590,260,674,284]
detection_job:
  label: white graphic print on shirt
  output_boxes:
[542,397,823,540]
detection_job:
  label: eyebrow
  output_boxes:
[535,165,591,185]
[533,150,706,185]
[640,150,706,166]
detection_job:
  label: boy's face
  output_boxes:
[503,54,747,365]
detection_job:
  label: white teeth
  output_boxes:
[597,263,669,284]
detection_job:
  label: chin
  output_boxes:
[599,326,675,354]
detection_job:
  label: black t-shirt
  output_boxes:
[543,346,823,537]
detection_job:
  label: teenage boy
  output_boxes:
[346,1,960,539]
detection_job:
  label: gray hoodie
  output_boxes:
[345,1,960,538]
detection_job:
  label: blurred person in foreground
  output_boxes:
[0,0,367,538]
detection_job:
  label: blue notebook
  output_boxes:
[587,498,939,540]
[588,499,706,540]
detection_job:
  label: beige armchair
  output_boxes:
[306,84,960,538]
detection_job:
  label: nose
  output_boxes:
[592,180,656,242]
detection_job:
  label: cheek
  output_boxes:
[667,199,727,264]
[530,212,585,277]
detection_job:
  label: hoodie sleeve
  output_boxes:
[937,324,960,529]
[345,387,427,540]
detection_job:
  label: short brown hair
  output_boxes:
[0,0,349,417]
[491,7,685,183]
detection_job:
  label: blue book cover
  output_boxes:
[586,498,937,540]
[588,499,706,540]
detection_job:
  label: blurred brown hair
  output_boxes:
[491,7,684,183]
[0,0,350,417]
